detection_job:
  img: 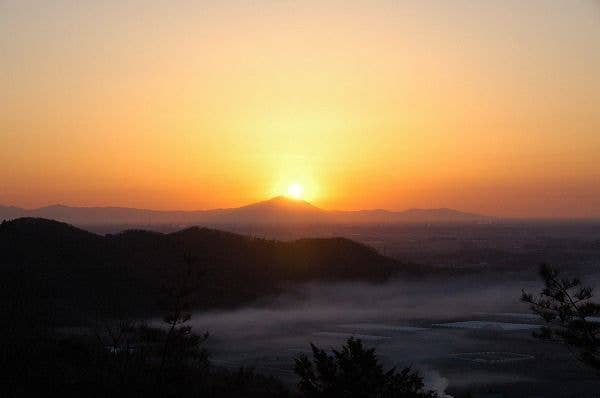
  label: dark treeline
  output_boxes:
[0,218,424,323]
[1,226,437,398]
[2,218,599,397]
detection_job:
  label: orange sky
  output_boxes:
[1,1,600,217]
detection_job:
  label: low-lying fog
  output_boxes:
[182,273,600,397]
[194,274,535,338]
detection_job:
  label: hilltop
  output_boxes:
[0,217,423,320]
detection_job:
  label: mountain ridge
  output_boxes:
[0,197,492,225]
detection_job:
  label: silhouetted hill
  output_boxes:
[224,196,325,223]
[0,218,419,321]
[0,198,492,226]
[0,205,25,219]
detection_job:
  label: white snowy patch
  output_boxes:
[433,321,539,331]
[312,332,391,341]
[337,323,428,332]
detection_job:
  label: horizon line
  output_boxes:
[2,198,600,221]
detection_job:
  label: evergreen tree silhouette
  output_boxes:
[294,337,437,398]
[522,264,600,374]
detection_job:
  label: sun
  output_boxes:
[287,183,304,199]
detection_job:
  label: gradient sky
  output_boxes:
[1,0,600,217]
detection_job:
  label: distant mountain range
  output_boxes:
[0,196,492,226]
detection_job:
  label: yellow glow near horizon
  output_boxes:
[1,1,600,217]
[287,183,304,200]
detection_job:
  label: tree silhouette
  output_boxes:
[157,253,209,377]
[294,337,437,398]
[522,264,600,374]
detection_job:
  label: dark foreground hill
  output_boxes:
[0,218,421,323]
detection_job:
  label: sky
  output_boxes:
[1,0,600,217]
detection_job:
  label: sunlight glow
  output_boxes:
[287,183,304,199]
[2,1,600,216]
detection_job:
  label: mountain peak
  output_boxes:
[234,196,324,217]
[261,195,317,207]
[0,200,491,225]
